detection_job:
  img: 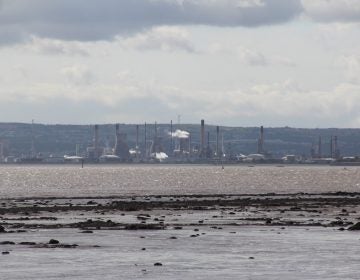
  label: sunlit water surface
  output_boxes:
[1,164,360,198]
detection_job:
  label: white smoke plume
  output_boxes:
[170,129,190,139]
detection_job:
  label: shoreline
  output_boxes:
[2,192,360,231]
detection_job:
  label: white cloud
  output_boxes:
[1,76,360,127]
[23,36,89,56]
[208,43,295,67]
[60,65,94,85]
[237,47,267,65]
[237,0,265,8]
[336,55,360,82]
[302,0,360,22]
[118,26,196,53]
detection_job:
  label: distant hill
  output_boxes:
[0,122,359,158]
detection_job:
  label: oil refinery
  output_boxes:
[0,119,355,165]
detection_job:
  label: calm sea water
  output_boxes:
[0,164,360,198]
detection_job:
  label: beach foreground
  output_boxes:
[1,193,360,279]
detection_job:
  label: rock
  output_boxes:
[2,251,10,255]
[0,241,15,245]
[174,226,182,230]
[19,242,36,245]
[330,220,343,226]
[61,244,77,248]
[348,222,360,231]
[141,248,146,251]
[154,262,163,266]
[125,224,164,230]
[169,236,177,239]
[49,239,60,245]
[81,230,93,234]
[0,225,6,233]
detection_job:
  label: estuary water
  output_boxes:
[2,164,360,280]
[0,164,360,198]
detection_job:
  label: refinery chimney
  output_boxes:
[200,119,205,156]
[330,136,333,158]
[257,126,264,154]
[216,126,220,157]
[318,136,322,158]
[94,124,99,159]
[334,136,339,159]
[136,125,139,150]
[170,120,173,156]
[144,122,147,158]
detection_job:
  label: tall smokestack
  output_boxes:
[200,119,205,155]
[30,120,35,158]
[144,122,147,158]
[94,124,99,158]
[257,126,264,154]
[188,134,192,154]
[216,126,220,157]
[330,136,333,158]
[260,126,264,152]
[170,120,173,155]
[115,124,120,150]
[136,125,139,149]
[334,136,339,159]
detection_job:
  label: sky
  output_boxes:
[0,0,360,128]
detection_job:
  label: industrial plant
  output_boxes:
[0,119,358,165]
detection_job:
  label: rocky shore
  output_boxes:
[1,192,360,234]
[2,192,360,279]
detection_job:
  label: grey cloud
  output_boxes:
[0,0,303,44]
[302,0,360,23]
[119,26,196,53]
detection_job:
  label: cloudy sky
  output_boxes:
[1,0,360,127]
